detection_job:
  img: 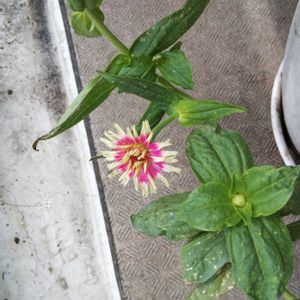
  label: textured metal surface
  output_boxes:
[68,0,300,299]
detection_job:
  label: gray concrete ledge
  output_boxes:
[0,1,120,299]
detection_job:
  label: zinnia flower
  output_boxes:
[100,121,181,197]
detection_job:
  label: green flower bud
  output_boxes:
[71,9,104,38]
[232,193,247,208]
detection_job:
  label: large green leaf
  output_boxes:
[226,215,294,300]
[156,49,193,89]
[240,166,300,217]
[280,176,300,216]
[33,54,129,150]
[173,99,246,126]
[178,183,241,231]
[186,126,254,185]
[187,265,234,300]
[130,0,210,56]
[71,9,104,38]
[102,74,183,109]
[135,102,165,133]
[131,192,199,240]
[181,232,229,283]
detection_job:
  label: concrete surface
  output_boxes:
[0,1,119,299]
[69,0,300,299]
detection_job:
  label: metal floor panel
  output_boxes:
[66,0,300,299]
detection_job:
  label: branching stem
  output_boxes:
[86,9,129,55]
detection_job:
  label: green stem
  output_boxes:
[152,114,178,138]
[86,9,129,56]
[283,289,298,300]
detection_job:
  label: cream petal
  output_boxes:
[114,123,126,136]
[157,139,172,149]
[157,174,170,188]
[100,138,115,148]
[163,164,182,174]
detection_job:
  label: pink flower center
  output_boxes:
[113,135,163,183]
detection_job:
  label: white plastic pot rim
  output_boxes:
[271,60,296,166]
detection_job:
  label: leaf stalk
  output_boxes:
[152,114,178,138]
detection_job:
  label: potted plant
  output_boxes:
[34,1,300,299]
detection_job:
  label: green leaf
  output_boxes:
[186,125,254,185]
[226,215,294,300]
[178,183,241,231]
[235,201,252,225]
[68,0,103,11]
[156,49,193,89]
[130,0,210,56]
[187,266,234,300]
[135,102,165,133]
[33,54,129,150]
[118,55,154,78]
[101,74,182,109]
[240,166,300,217]
[173,99,246,126]
[287,220,300,242]
[67,0,85,11]
[117,55,156,93]
[84,0,103,10]
[181,231,229,283]
[71,9,104,38]
[131,192,199,241]
[281,176,300,216]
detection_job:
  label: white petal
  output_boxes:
[157,174,170,188]
[131,125,138,137]
[163,157,178,163]
[134,177,139,192]
[162,150,178,157]
[119,170,131,185]
[141,183,149,197]
[100,138,115,148]
[157,139,172,149]
[163,164,182,174]
[148,175,157,193]
[107,161,122,170]
[146,132,153,144]
[141,121,151,135]
[114,123,126,136]
[104,131,118,141]
[126,127,133,138]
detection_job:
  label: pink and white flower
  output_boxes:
[100,121,181,197]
